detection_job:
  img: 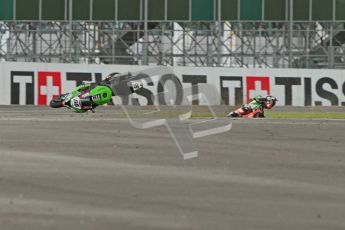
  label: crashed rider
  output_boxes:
[50,72,144,113]
[227,95,277,117]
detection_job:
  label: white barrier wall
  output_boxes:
[0,62,345,106]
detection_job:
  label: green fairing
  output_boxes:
[66,83,92,101]
[66,83,113,113]
[74,83,91,92]
[247,95,264,110]
[89,85,113,105]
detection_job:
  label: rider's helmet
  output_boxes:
[265,95,277,109]
[266,95,277,102]
[49,94,69,108]
[49,99,64,108]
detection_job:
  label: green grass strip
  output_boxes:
[265,112,345,119]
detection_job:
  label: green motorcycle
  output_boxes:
[50,72,144,113]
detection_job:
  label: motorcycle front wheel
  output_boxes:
[227,112,240,117]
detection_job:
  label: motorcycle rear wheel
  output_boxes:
[254,112,264,118]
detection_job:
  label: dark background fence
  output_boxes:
[1,0,345,21]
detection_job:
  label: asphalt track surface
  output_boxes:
[0,106,344,230]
